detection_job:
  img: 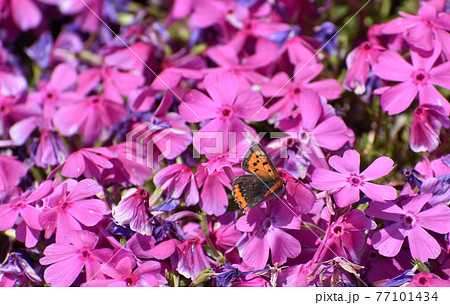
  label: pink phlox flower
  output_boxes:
[410,104,450,152]
[236,200,302,269]
[38,179,106,242]
[154,163,199,206]
[180,72,268,158]
[209,212,243,263]
[112,187,153,236]
[188,0,236,30]
[7,0,52,31]
[366,193,450,261]
[0,154,28,190]
[373,41,450,115]
[60,146,117,179]
[150,51,206,91]
[0,92,41,137]
[83,257,167,287]
[39,230,113,287]
[407,272,450,287]
[0,69,27,97]
[53,94,126,145]
[0,180,52,247]
[311,149,397,207]
[276,90,349,165]
[27,63,81,119]
[205,39,278,89]
[261,63,341,120]
[343,41,384,94]
[195,154,238,216]
[312,209,376,264]
[127,234,176,260]
[49,0,102,33]
[381,5,450,59]
[176,236,211,279]
[281,35,317,65]
[277,261,318,287]
[415,155,450,178]
[279,170,316,214]
[100,142,152,186]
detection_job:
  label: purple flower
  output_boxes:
[154,164,199,206]
[127,234,176,260]
[179,72,268,158]
[0,253,42,287]
[0,181,52,247]
[112,187,153,236]
[366,193,450,261]
[39,179,106,242]
[176,236,210,279]
[410,104,450,152]
[0,154,27,190]
[40,230,113,287]
[311,149,397,207]
[236,200,302,269]
[373,41,450,115]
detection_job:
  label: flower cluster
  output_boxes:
[1,0,450,287]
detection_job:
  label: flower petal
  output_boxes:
[408,226,441,261]
[372,223,406,257]
[361,156,395,181]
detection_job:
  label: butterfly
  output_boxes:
[232,143,286,211]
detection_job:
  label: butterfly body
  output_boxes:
[232,144,285,211]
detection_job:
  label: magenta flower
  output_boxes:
[0,154,27,190]
[205,39,278,89]
[382,5,450,58]
[410,104,450,152]
[154,163,199,206]
[53,95,126,145]
[60,147,117,179]
[0,181,52,247]
[343,41,384,94]
[0,94,41,137]
[83,257,166,287]
[373,42,450,115]
[112,187,153,236]
[366,193,450,261]
[311,149,397,207]
[39,179,106,242]
[261,63,341,120]
[179,72,268,158]
[279,170,316,214]
[407,273,450,287]
[27,63,81,118]
[210,212,243,263]
[176,236,210,279]
[312,209,376,264]
[127,234,176,260]
[100,143,153,186]
[40,230,113,287]
[195,155,236,216]
[278,89,349,152]
[236,200,302,269]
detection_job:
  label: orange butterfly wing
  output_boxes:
[241,143,279,181]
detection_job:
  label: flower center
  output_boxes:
[418,276,427,286]
[362,42,372,50]
[412,69,429,85]
[293,87,301,95]
[347,173,364,187]
[333,225,343,235]
[80,249,90,258]
[402,212,416,229]
[262,218,272,230]
[124,276,135,286]
[219,105,235,121]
